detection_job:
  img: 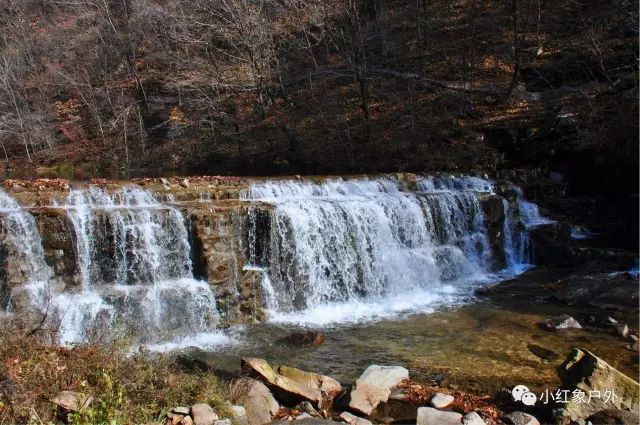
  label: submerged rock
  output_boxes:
[416,407,463,425]
[230,378,279,425]
[276,331,326,347]
[558,348,640,420]
[542,314,582,330]
[527,343,559,361]
[348,365,409,416]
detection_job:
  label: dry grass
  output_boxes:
[0,320,230,424]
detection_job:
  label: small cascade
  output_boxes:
[66,186,193,287]
[51,186,219,344]
[242,176,494,320]
[0,189,51,309]
[502,187,554,271]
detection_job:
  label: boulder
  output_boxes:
[502,411,540,425]
[558,348,640,420]
[348,365,409,416]
[242,358,341,408]
[429,393,455,409]
[191,403,218,425]
[50,391,93,412]
[462,411,486,425]
[339,411,372,425]
[230,378,280,425]
[542,314,581,330]
[275,365,342,396]
[416,407,463,425]
[182,416,194,425]
[214,420,232,425]
[586,409,640,425]
[230,404,249,425]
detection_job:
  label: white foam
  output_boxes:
[141,331,239,353]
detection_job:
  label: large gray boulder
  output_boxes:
[230,378,280,425]
[416,407,462,425]
[348,365,409,416]
[558,348,640,420]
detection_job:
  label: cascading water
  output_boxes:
[242,176,496,324]
[502,187,554,271]
[52,186,219,344]
[0,189,51,310]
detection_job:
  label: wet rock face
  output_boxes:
[480,194,506,269]
[189,207,267,324]
[34,209,79,288]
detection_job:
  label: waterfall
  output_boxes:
[52,186,219,344]
[65,186,193,287]
[0,189,51,310]
[242,176,495,323]
[502,187,554,271]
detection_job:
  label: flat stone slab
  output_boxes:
[348,365,409,416]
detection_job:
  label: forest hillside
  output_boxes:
[0,0,637,197]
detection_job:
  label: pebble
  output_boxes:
[463,411,486,425]
[429,393,455,409]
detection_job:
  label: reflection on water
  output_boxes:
[194,300,637,396]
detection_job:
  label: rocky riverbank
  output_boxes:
[48,352,638,425]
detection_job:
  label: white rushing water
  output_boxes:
[0,176,551,345]
[0,189,52,310]
[55,186,219,344]
[502,187,555,272]
[242,176,505,324]
[1,186,222,346]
